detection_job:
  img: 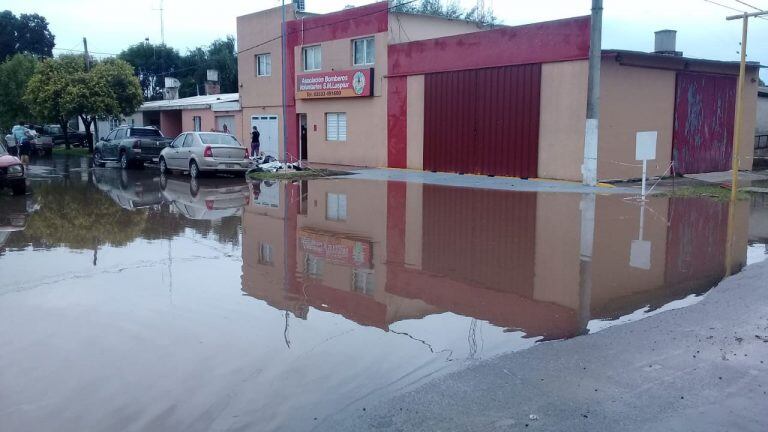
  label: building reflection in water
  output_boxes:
[241,179,749,341]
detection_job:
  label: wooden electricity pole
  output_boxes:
[726,10,766,200]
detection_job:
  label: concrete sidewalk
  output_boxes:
[344,168,638,194]
[329,259,768,432]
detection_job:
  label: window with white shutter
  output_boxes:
[326,112,347,141]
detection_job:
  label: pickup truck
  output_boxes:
[93,126,172,169]
[42,124,86,147]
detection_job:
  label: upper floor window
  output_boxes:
[256,53,271,77]
[303,45,321,71]
[353,37,375,66]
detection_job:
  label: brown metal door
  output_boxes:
[423,64,541,178]
[672,72,737,175]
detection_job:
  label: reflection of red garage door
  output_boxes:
[423,64,541,178]
[672,72,737,175]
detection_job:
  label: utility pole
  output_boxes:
[724,9,767,276]
[154,0,165,44]
[281,0,289,162]
[582,0,603,186]
[726,10,766,200]
[83,37,90,71]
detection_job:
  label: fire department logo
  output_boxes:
[352,71,366,95]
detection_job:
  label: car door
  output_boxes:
[166,134,185,168]
[100,130,117,159]
[181,133,196,169]
[109,128,127,158]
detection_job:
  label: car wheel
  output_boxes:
[11,180,26,196]
[190,177,200,197]
[120,152,130,170]
[159,157,168,175]
[93,151,106,168]
[189,160,200,179]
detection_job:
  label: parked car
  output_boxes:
[42,124,86,147]
[0,194,33,249]
[160,175,250,220]
[93,126,172,169]
[25,124,54,156]
[0,142,26,195]
[92,168,165,211]
[158,132,251,178]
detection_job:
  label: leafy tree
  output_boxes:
[0,11,55,60]
[118,42,182,100]
[178,37,238,98]
[389,0,498,25]
[25,56,142,151]
[0,54,38,131]
[23,55,84,149]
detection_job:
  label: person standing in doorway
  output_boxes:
[251,126,260,158]
[222,123,230,135]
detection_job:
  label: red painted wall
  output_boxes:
[388,16,590,77]
[387,76,408,168]
[285,2,389,159]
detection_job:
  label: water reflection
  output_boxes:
[242,180,752,340]
[0,156,764,431]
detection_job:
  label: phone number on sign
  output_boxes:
[304,90,343,98]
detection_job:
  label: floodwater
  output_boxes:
[1,156,766,432]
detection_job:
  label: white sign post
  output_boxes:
[635,131,658,199]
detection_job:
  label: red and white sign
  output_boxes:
[296,69,373,99]
[299,229,372,268]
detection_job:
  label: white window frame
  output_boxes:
[326,193,348,221]
[325,112,347,142]
[259,242,273,265]
[303,45,322,71]
[352,269,375,295]
[256,53,272,77]
[304,254,324,277]
[193,116,202,132]
[352,37,375,66]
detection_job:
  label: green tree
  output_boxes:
[23,55,84,149]
[177,37,238,98]
[389,0,498,25]
[0,54,38,131]
[0,11,55,60]
[25,56,143,151]
[118,42,182,100]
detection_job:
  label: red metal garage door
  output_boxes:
[672,72,737,175]
[423,64,541,178]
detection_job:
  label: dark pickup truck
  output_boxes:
[93,126,172,169]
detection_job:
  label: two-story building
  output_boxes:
[237,2,760,181]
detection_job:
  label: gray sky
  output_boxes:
[1,0,766,81]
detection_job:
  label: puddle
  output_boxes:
[1,155,766,431]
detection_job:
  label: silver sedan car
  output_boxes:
[158,132,252,178]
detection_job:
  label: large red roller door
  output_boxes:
[423,64,541,178]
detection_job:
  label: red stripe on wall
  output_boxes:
[387,76,408,168]
[386,181,407,266]
[388,16,590,77]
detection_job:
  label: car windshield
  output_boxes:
[47,126,62,134]
[199,133,240,146]
[130,128,163,137]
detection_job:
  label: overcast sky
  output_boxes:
[2,0,766,81]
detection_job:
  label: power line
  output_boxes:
[733,0,764,11]
[703,0,768,19]
[52,47,119,56]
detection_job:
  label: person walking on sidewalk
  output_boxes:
[250,126,260,158]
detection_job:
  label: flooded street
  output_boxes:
[1,156,767,432]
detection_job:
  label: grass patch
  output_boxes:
[248,169,351,180]
[52,147,91,156]
[651,185,751,201]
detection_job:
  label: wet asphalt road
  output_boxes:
[0,155,766,431]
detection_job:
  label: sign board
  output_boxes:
[630,240,652,270]
[296,69,373,99]
[635,131,658,161]
[299,228,372,268]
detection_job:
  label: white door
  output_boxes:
[216,115,235,134]
[251,115,279,159]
